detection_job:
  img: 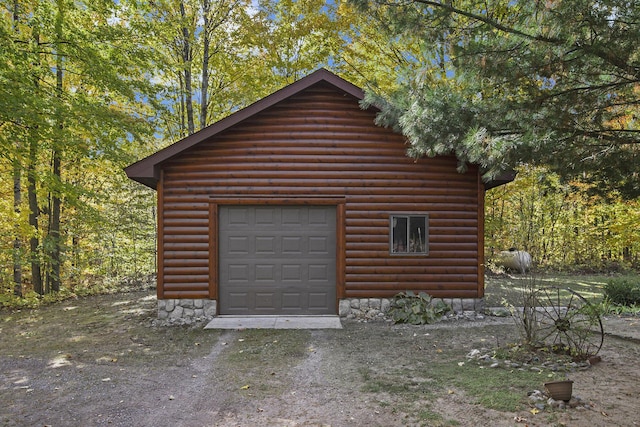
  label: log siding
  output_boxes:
[158,82,484,301]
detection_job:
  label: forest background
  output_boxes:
[1,0,638,303]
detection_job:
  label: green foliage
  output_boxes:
[357,0,640,198]
[388,291,450,325]
[0,273,154,309]
[361,358,557,413]
[0,0,163,297]
[604,278,640,306]
[485,166,640,270]
[598,299,640,316]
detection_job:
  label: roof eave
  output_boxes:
[484,170,517,190]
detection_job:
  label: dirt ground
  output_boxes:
[1,290,639,427]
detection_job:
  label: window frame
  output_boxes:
[389,213,429,256]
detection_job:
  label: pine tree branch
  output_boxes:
[408,0,562,43]
[401,0,639,79]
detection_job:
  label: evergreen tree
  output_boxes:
[353,0,640,198]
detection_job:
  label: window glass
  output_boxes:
[391,215,428,255]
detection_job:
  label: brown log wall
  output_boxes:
[159,82,483,300]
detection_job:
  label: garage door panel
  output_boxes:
[309,236,330,254]
[219,205,336,315]
[227,292,250,311]
[225,207,250,225]
[282,292,302,310]
[227,236,250,254]
[282,236,302,254]
[255,236,277,254]
[282,209,302,225]
[282,264,303,281]
[228,264,249,281]
[309,292,329,309]
[256,208,276,225]
[309,264,329,281]
[255,264,276,281]
[309,208,331,225]
[255,292,275,309]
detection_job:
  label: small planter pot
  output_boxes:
[544,380,573,401]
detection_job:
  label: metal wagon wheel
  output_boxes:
[534,286,604,360]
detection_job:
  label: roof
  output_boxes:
[484,170,517,190]
[125,68,514,190]
[125,68,366,189]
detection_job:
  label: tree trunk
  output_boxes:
[28,135,42,295]
[49,148,62,293]
[12,0,22,297]
[179,72,186,137]
[200,0,211,130]
[13,161,22,297]
[48,0,64,293]
[180,0,195,135]
[28,25,43,295]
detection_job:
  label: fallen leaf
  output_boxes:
[457,362,465,366]
[240,385,250,390]
[601,411,608,416]
[238,339,245,342]
[101,378,111,382]
[447,390,455,394]
[530,408,539,415]
[169,395,175,400]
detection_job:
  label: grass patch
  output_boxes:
[484,272,639,307]
[358,352,563,417]
[0,291,220,366]
[448,364,558,411]
[225,329,311,362]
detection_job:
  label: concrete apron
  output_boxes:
[204,315,343,330]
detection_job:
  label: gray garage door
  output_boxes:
[219,205,336,315]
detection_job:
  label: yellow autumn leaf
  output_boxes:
[530,408,540,415]
[240,385,250,390]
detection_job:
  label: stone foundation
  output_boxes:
[157,299,217,325]
[156,297,485,323]
[339,297,485,320]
